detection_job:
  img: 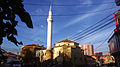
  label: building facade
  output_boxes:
[100,54,115,65]
[20,44,46,63]
[93,52,103,62]
[108,11,120,67]
[108,31,120,67]
[53,39,86,66]
[79,45,94,56]
[94,52,103,57]
[36,50,46,63]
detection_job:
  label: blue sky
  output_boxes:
[1,0,120,54]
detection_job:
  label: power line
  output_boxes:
[70,17,114,40]
[31,7,116,16]
[92,40,106,45]
[92,25,114,44]
[23,2,114,6]
[78,24,114,44]
[94,31,113,50]
[74,20,114,41]
[68,10,118,40]
[73,20,114,41]
[78,23,115,44]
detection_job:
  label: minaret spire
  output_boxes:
[47,5,53,22]
[47,5,53,50]
[49,4,52,11]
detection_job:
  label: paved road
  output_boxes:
[101,65,115,67]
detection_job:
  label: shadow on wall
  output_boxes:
[52,51,86,67]
[20,48,39,63]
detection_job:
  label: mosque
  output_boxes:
[20,5,86,66]
[35,5,86,66]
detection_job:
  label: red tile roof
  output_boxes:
[55,39,78,43]
[21,44,46,50]
[26,44,39,47]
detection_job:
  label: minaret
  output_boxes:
[47,5,53,50]
[46,5,53,61]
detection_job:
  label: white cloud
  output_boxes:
[34,8,46,14]
[83,0,92,4]
[64,13,92,27]
[53,0,94,34]
[63,5,106,28]
[78,0,92,4]
[52,1,109,35]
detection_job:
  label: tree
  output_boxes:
[0,0,33,46]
